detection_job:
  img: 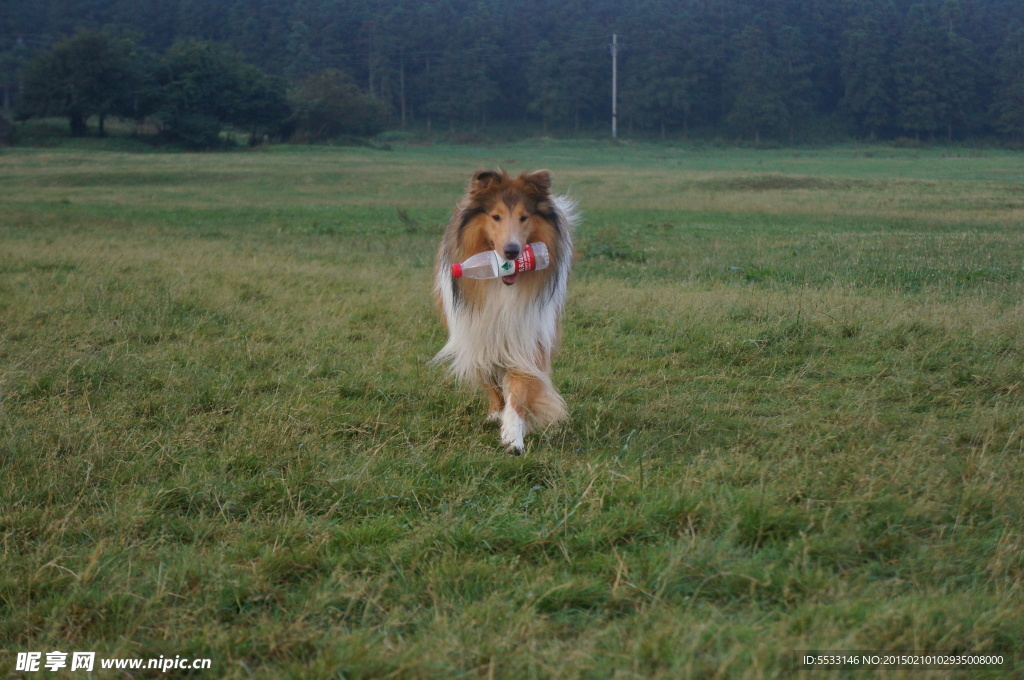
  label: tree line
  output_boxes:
[2,0,1024,145]
[8,32,384,147]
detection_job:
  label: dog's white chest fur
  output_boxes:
[434,281,562,382]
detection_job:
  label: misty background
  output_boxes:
[1,0,1023,146]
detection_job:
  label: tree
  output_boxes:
[935,0,978,141]
[19,31,143,136]
[840,4,896,139]
[287,69,387,141]
[0,38,31,113]
[7,0,1024,145]
[153,40,290,148]
[284,21,320,82]
[726,25,789,142]
[428,40,498,134]
[991,27,1024,142]
[526,41,568,134]
[234,72,291,144]
[523,17,606,136]
[894,3,945,140]
[776,24,816,142]
[525,37,604,135]
[618,12,701,139]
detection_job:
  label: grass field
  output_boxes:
[1,141,1023,679]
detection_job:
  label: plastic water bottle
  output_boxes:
[451,242,550,279]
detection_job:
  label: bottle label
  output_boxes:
[514,244,535,273]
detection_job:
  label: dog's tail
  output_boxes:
[529,377,568,429]
[504,370,567,430]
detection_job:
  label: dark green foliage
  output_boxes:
[0,38,31,112]
[991,28,1024,142]
[840,3,896,139]
[524,30,606,135]
[618,16,702,138]
[893,4,944,139]
[5,0,1024,143]
[152,40,290,148]
[893,1,978,142]
[428,39,500,134]
[726,26,790,143]
[18,31,144,136]
[287,69,387,141]
[936,0,979,141]
[235,72,292,144]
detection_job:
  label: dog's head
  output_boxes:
[461,168,556,266]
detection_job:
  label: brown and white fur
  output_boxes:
[434,169,577,454]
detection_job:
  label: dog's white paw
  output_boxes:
[500,408,526,454]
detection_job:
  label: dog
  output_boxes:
[433,168,577,454]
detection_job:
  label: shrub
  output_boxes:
[287,69,388,142]
[153,41,290,149]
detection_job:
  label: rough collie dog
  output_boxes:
[434,169,577,454]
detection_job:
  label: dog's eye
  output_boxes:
[519,215,529,222]
[491,214,500,221]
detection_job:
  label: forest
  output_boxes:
[2,0,1024,145]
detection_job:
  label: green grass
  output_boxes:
[1,142,1022,679]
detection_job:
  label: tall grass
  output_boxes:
[1,143,1022,678]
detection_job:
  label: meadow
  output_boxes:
[1,140,1022,679]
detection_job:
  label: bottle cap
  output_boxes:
[451,263,463,278]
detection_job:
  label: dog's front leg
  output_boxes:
[500,372,537,455]
[500,408,527,454]
[483,376,505,422]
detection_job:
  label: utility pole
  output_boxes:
[611,33,618,138]
[399,55,407,129]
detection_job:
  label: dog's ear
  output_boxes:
[520,170,552,194]
[469,168,506,193]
